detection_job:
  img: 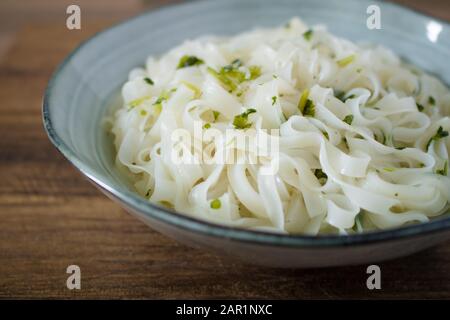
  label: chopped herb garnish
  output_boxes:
[334,90,346,102]
[303,29,313,41]
[223,59,243,72]
[334,90,355,103]
[314,169,328,185]
[298,90,315,117]
[249,65,261,79]
[322,131,329,140]
[427,126,449,149]
[208,61,261,92]
[159,200,173,208]
[203,123,211,129]
[429,96,436,105]
[383,167,396,172]
[207,67,237,92]
[140,109,147,116]
[128,96,151,109]
[181,81,202,98]
[153,93,168,105]
[343,114,354,125]
[273,74,278,79]
[352,213,363,232]
[144,77,154,85]
[395,146,406,150]
[154,103,162,114]
[233,108,257,129]
[177,55,204,69]
[213,110,220,121]
[272,96,277,105]
[343,137,349,149]
[145,190,151,197]
[417,103,424,112]
[302,99,315,117]
[210,198,221,209]
[336,54,356,67]
[437,161,448,176]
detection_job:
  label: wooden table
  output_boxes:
[1,0,449,299]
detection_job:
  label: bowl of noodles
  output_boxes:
[43,0,450,267]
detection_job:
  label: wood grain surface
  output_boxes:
[0,0,449,299]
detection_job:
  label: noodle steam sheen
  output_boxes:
[109,18,450,235]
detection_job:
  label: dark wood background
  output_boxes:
[1,0,449,299]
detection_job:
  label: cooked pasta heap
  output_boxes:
[110,18,450,234]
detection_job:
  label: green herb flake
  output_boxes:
[427,126,449,149]
[249,65,261,80]
[429,96,436,105]
[417,103,424,112]
[334,90,355,103]
[144,77,154,85]
[303,99,315,117]
[298,89,315,117]
[153,95,166,106]
[272,96,277,106]
[208,60,261,92]
[223,59,243,72]
[128,96,151,109]
[159,200,173,208]
[334,90,346,102]
[298,89,309,110]
[177,55,204,69]
[336,54,356,67]
[154,103,162,114]
[213,110,220,121]
[383,167,396,172]
[352,213,363,232]
[210,198,221,209]
[203,123,211,129]
[437,161,448,176]
[233,108,257,129]
[314,169,328,185]
[207,67,237,92]
[140,109,147,116]
[303,29,314,41]
[181,81,202,98]
[343,114,354,125]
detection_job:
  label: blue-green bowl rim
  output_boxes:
[42,0,450,248]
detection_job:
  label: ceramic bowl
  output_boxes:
[43,0,450,268]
